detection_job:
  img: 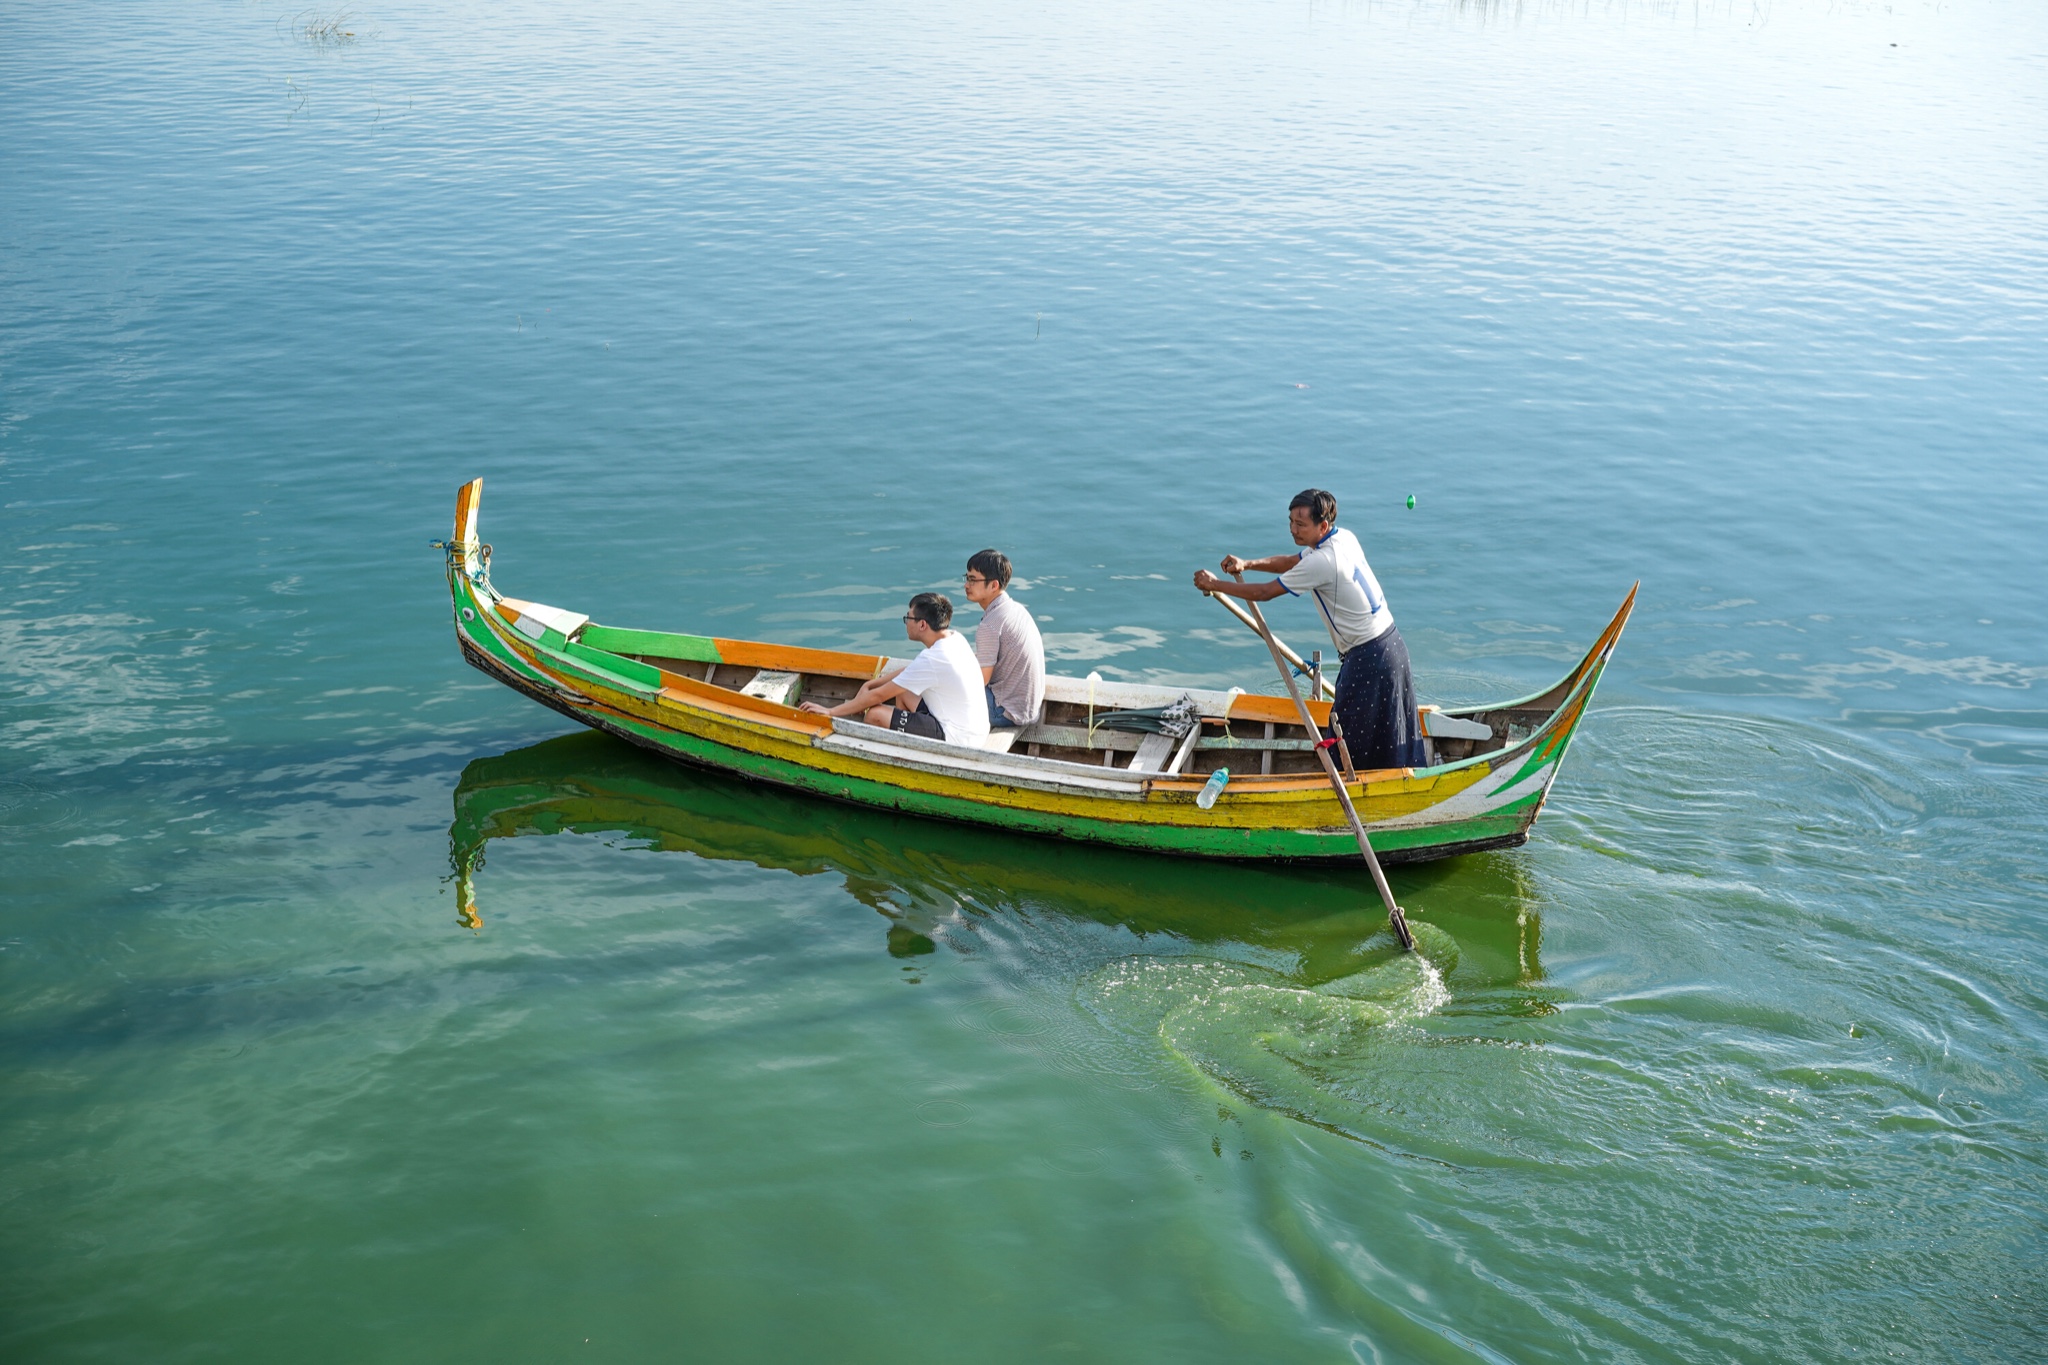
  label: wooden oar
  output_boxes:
[1223,571,1414,952]
[1207,592,1335,700]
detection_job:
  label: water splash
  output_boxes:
[1081,925,1463,1143]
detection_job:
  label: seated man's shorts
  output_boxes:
[985,685,1019,729]
[889,699,944,740]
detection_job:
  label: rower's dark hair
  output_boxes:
[966,548,1012,589]
[1289,488,1338,525]
[907,592,952,631]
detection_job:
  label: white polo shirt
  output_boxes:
[1278,527,1394,655]
[892,630,991,746]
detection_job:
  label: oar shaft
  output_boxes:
[1208,592,1335,700]
[1227,574,1413,951]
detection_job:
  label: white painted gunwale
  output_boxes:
[821,721,1155,800]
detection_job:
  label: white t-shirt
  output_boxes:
[1278,526,1394,655]
[892,630,991,746]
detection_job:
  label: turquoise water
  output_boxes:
[4,0,2046,1358]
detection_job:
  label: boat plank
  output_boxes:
[1228,692,1332,727]
[713,638,890,679]
[657,675,834,734]
[1127,732,1178,772]
[580,624,722,664]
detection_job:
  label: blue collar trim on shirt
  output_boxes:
[1315,527,1338,547]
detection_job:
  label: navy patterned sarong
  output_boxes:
[1330,625,1428,770]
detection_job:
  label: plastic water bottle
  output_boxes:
[1196,768,1230,810]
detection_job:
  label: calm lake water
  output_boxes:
[4,1,2045,1359]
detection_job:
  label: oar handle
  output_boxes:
[1228,571,1413,951]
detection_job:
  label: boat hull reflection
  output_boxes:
[450,731,1545,987]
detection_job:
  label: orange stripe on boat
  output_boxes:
[711,638,890,678]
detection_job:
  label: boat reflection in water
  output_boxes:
[448,731,1545,992]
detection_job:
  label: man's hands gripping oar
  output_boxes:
[1207,569,1415,953]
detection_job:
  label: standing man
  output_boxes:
[1192,488,1428,771]
[799,592,990,747]
[962,549,1045,730]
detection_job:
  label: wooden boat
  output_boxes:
[442,478,1633,863]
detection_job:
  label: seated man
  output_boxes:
[799,592,991,747]
[962,548,1045,729]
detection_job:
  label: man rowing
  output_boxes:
[1192,487,1428,771]
[799,592,991,747]
[962,548,1045,730]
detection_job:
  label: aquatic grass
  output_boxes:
[271,8,376,122]
[290,8,365,46]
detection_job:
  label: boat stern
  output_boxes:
[1478,583,1636,820]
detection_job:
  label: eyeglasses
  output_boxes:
[963,574,990,585]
